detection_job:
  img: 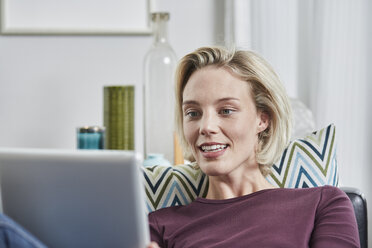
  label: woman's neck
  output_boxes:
[206,166,276,200]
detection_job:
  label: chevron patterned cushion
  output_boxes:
[143,124,338,212]
[267,123,338,188]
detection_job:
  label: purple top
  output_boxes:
[149,186,360,247]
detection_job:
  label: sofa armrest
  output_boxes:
[340,187,368,248]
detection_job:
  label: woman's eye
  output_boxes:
[185,111,199,118]
[220,109,233,115]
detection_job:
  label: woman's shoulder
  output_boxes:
[274,185,348,204]
[274,185,346,197]
[278,186,353,217]
[280,185,341,192]
[310,186,352,211]
[288,185,348,201]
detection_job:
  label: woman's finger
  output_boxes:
[147,241,160,248]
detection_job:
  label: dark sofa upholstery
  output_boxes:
[341,187,368,248]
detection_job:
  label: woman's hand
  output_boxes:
[147,241,160,248]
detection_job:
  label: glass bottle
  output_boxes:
[144,12,177,164]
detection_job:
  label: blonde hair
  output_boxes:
[175,46,292,176]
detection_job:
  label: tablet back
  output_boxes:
[0,148,149,248]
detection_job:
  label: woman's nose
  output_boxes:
[199,113,218,136]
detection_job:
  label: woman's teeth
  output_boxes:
[201,144,227,152]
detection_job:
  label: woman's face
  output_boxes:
[182,66,268,176]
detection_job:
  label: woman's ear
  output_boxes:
[257,111,269,133]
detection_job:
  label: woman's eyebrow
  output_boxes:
[182,100,199,106]
[216,97,240,103]
[183,97,240,106]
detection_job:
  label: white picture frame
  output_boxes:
[0,0,152,35]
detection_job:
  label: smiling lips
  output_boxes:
[198,143,228,158]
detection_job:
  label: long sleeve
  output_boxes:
[148,212,165,248]
[310,186,360,247]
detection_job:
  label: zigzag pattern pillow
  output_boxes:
[267,123,338,188]
[143,124,338,212]
[143,164,208,213]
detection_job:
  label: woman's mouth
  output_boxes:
[198,143,229,158]
[200,144,228,152]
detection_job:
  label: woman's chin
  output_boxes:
[198,161,230,177]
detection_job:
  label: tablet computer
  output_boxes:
[0,148,149,248]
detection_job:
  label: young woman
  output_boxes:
[147,46,360,247]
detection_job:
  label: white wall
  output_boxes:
[0,0,219,155]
